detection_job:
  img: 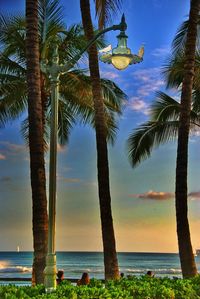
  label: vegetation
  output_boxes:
[1,276,200,298]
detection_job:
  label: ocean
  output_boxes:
[0,252,200,284]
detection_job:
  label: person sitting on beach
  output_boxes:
[77,272,90,286]
[146,270,154,277]
[56,269,64,285]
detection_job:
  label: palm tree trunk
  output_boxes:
[80,0,119,280]
[26,0,48,284]
[175,0,199,278]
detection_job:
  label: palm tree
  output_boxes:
[127,0,200,278]
[174,0,199,278]
[0,0,126,283]
[80,0,123,280]
[25,0,48,284]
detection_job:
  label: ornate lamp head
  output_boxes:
[100,14,144,70]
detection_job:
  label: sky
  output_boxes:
[0,0,200,253]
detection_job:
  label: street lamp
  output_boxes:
[100,14,144,70]
[41,14,143,293]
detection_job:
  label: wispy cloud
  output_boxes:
[101,70,120,80]
[151,46,170,57]
[129,190,174,200]
[188,192,200,200]
[129,190,200,201]
[57,144,67,153]
[126,68,165,114]
[0,153,6,160]
[132,68,165,97]
[0,141,26,155]
[0,176,12,182]
[46,143,67,153]
[58,175,82,183]
[128,97,150,115]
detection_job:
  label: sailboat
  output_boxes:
[196,249,200,256]
[16,246,20,253]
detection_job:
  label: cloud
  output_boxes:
[0,176,12,182]
[128,97,150,115]
[129,190,200,201]
[126,68,165,113]
[0,141,26,155]
[151,46,170,57]
[0,153,6,160]
[188,192,200,200]
[62,178,81,183]
[101,70,120,79]
[58,175,82,183]
[129,190,174,200]
[57,144,67,153]
[46,143,67,153]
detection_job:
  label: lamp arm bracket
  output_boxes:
[59,15,127,74]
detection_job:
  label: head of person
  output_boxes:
[57,269,64,280]
[81,272,90,284]
[146,270,154,277]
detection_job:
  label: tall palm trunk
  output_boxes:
[80,0,119,280]
[175,0,199,278]
[26,0,48,284]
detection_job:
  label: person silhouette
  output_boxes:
[56,269,64,285]
[77,272,90,286]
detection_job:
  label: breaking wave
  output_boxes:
[0,263,31,273]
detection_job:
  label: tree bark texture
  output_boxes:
[175,0,199,278]
[26,0,48,285]
[80,0,119,280]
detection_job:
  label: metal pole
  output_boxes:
[43,40,60,293]
[44,77,59,293]
[41,15,127,292]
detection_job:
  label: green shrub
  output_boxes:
[1,276,200,299]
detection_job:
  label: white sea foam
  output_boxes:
[0,265,31,273]
[125,268,181,274]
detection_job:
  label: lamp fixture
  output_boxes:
[100,14,144,70]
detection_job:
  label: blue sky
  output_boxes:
[0,0,200,253]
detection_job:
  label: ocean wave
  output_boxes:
[0,265,31,273]
[125,268,181,274]
[67,268,103,274]
[60,267,181,276]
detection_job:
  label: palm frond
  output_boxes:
[150,91,180,121]
[0,14,26,59]
[39,0,65,44]
[127,120,179,168]
[172,16,200,55]
[21,117,49,151]
[57,99,76,145]
[192,89,200,113]
[0,54,26,76]
[0,88,27,126]
[94,0,122,29]
[163,51,200,89]
[101,78,127,114]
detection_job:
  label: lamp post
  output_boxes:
[41,14,143,293]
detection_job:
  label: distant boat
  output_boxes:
[196,249,200,256]
[17,246,20,253]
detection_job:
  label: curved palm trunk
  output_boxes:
[26,0,48,284]
[80,0,119,280]
[175,0,199,278]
